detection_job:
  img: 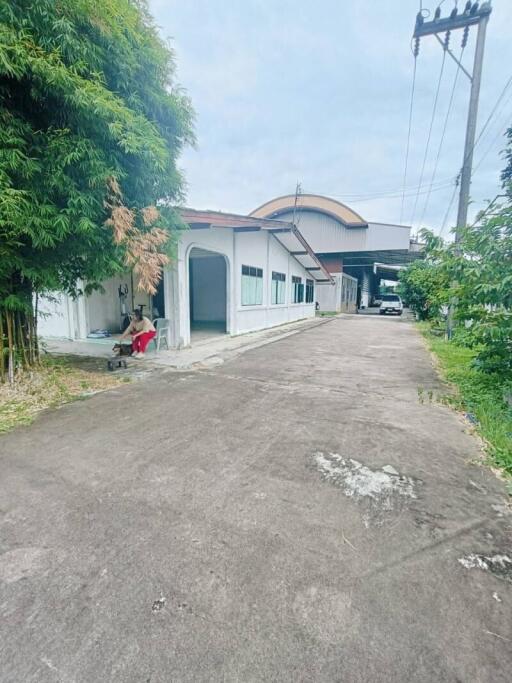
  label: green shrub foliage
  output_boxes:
[399,190,512,378]
[0,0,194,380]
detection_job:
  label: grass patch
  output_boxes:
[419,322,512,478]
[0,355,125,434]
[316,311,338,317]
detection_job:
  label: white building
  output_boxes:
[38,209,333,348]
[251,194,420,309]
[315,272,358,314]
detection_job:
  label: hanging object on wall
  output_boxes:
[118,283,130,331]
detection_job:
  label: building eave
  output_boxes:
[179,208,334,284]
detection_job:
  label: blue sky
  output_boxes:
[149,0,512,235]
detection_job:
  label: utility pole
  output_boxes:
[454,9,490,241]
[413,2,492,243]
[413,1,492,336]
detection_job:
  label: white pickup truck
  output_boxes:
[379,294,403,316]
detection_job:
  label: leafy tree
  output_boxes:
[451,200,512,375]
[398,231,449,321]
[0,0,194,381]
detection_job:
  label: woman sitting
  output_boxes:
[120,310,156,358]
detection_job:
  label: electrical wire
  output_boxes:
[410,49,447,226]
[473,119,511,174]
[439,173,460,235]
[469,193,503,227]
[304,176,454,201]
[418,45,465,228]
[400,53,418,224]
[303,179,456,205]
[472,90,512,173]
[439,72,512,234]
[471,73,512,153]
[452,72,512,187]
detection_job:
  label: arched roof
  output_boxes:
[250,194,368,228]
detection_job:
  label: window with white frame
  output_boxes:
[271,271,286,305]
[241,265,263,306]
[305,279,314,303]
[292,275,304,303]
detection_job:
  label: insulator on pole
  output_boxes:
[414,36,420,57]
[461,25,469,48]
[444,30,451,49]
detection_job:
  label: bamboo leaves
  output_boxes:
[0,0,194,380]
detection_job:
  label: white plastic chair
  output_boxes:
[151,318,170,352]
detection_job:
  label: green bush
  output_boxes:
[399,190,512,380]
[398,260,449,321]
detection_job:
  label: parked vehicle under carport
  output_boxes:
[379,294,403,315]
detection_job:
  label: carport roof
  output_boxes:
[373,262,405,281]
[180,208,334,283]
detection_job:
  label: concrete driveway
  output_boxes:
[0,315,510,682]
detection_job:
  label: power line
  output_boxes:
[471,73,512,153]
[303,179,455,205]
[410,49,447,226]
[473,117,512,174]
[439,72,512,233]
[469,193,505,227]
[472,90,512,173]
[304,175,455,201]
[400,53,418,224]
[439,173,460,235]
[418,45,465,228]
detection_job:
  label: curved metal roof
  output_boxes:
[250,194,368,228]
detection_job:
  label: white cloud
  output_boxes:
[149,0,512,231]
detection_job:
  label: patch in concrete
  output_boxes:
[0,547,51,584]
[151,596,166,612]
[312,452,419,525]
[313,452,417,501]
[382,464,399,476]
[458,554,512,582]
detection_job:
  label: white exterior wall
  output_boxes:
[277,210,411,253]
[316,273,357,313]
[85,274,141,334]
[234,230,315,335]
[265,233,294,328]
[39,226,321,347]
[233,230,268,334]
[175,227,316,346]
[316,278,342,312]
[37,295,74,339]
[37,291,87,339]
[175,227,235,348]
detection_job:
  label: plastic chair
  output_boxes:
[151,318,170,352]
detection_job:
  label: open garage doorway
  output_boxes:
[188,248,228,343]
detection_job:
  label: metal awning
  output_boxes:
[180,208,334,283]
[373,262,405,281]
